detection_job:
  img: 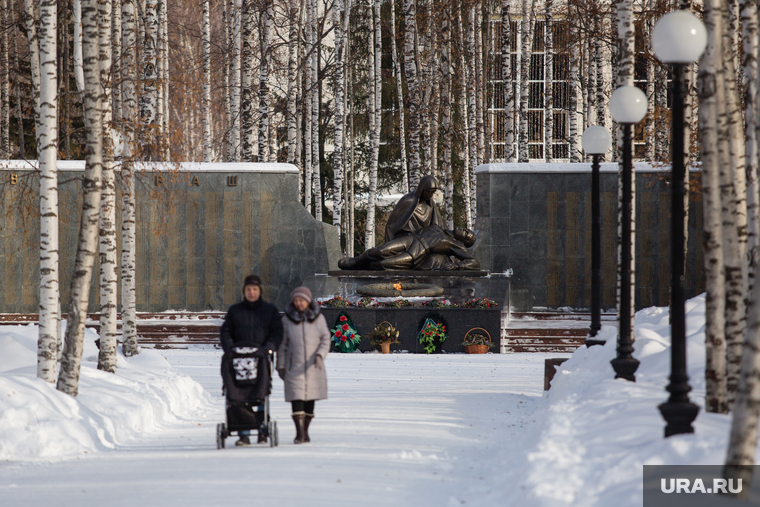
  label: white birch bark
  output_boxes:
[725,0,760,481]
[241,0,255,161]
[202,0,211,162]
[502,0,514,163]
[568,13,580,162]
[420,0,432,177]
[258,0,272,162]
[365,0,380,248]
[441,3,453,229]
[98,0,118,374]
[517,0,534,163]
[467,6,477,219]
[544,0,553,162]
[230,0,242,161]
[595,11,606,150]
[390,0,408,192]
[721,0,748,405]
[140,0,157,157]
[645,17,654,161]
[311,0,321,221]
[37,0,59,383]
[155,0,163,147]
[287,0,300,165]
[457,6,471,229]
[223,0,231,160]
[304,5,313,213]
[0,0,9,158]
[475,2,484,168]
[404,0,421,187]
[74,0,85,93]
[23,0,41,135]
[57,0,103,396]
[112,0,122,122]
[161,0,168,150]
[332,0,345,234]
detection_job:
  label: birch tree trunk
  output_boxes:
[258,0,272,162]
[304,3,313,213]
[441,3,453,229]
[332,0,345,236]
[721,0,748,406]
[140,0,158,158]
[58,0,103,396]
[404,0,421,187]
[241,0,255,161]
[544,0,553,162]
[155,0,164,150]
[595,11,606,150]
[287,0,300,165]
[472,3,482,219]
[310,0,321,221]
[112,0,122,123]
[645,17,654,161]
[97,0,118,374]
[502,0,514,163]
[74,0,85,93]
[518,0,534,163]
[724,0,760,483]
[365,0,380,248]
[230,0,242,161]
[161,0,168,154]
[467,6,477,220]
[0,0,9,159]
[223,0,231,160]
[457,6,471,229]
[23,0,41,139]
[616,0,635,346]
[202,0,211,162]
[568,16,580,162]
[390,0,408,192]
[36,0,59,383]
[121,0,138,357]
[10,1,25,158]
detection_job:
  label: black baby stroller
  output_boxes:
[216,345,279,448]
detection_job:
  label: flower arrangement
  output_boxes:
[422,299,459,308]
[356,297,377,308]
[321,296,352,308]
[330,312,362,352]
[462,333,492,347]
[366,321,401,347]
[381,298,413,308]
[418,318,447,354]
[462,298,499,309]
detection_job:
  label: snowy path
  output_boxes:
[0,349,566,507]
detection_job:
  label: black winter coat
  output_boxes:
[219,298,284,354]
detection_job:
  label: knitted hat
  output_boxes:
[290,286,312,303]
[242,274,262,291]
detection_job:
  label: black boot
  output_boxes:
[303,414,314,443]
[257,425,268,444]
[292,412,306,444]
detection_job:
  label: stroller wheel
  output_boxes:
[216,423,226,449]
[273,421,279,447]
[268,420,278,448]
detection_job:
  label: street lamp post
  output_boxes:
[608,85,648,382]
[582,126,611,346]
[652,10,707,437]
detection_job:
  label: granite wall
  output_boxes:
[472,163,705,311]
[0,162,341,312]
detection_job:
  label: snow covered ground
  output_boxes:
[0,295,752,506]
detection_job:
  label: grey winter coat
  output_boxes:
[276,300,331,402]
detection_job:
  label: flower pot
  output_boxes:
[380,341,391,354]
[464,344,489,354]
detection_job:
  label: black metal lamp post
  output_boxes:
[608,85,648,382]
[652,10,707,437]
[581,126,612,346]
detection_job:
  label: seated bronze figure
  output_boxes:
[338,175,481,271]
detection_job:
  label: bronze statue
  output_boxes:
[338,176,481,271]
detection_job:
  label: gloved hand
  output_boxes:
[316,355,324,371]
[277,368,286,380]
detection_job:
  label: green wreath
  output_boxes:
[330,311,362,353]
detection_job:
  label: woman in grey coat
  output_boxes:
[276,286,330,444]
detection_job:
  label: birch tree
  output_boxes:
[467,5,477,217]
[140,0,158,158]
[230,0,242,161]
[721,0,748,405]
[544,0,553,162]
[365,0,380,248]
[121,0,138,357]
[700,0,728,413]
[98,0,118,374]
[258,0,273,162]
[10,1,25,158]
[23,0,41,129]
[241,0,256,161]
[58,0,104,396]
[0,0,9,159]
[202,0,211,162]
[441,2,453,229]
[724,0,760,485]
[518,0,534,163]
[502,0,514,163]
[287,0,300,165]
[390,0,408,192]
[404,0,421,187]
[333,0,346,237]
[310,0,321,221]
[304,0,313,214]
[36,0,60,383]
[457,6,471,229]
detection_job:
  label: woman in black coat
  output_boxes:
[219,274,283,446]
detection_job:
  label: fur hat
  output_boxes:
[290,286,313,303]
[242,274,262,292]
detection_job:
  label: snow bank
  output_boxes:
[0,324,213,462]
[506,294,740,507]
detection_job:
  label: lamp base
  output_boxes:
[658,400,699,437]
[610,355,640,382]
